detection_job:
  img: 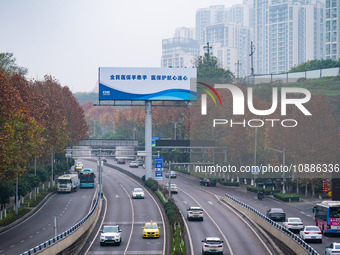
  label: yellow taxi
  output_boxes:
[75,162,83,171]
[142,222,160,238]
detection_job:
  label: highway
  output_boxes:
[0,166,96,255]
[111,159,273,255]
[85,159,166,255]
[112,158,339,255]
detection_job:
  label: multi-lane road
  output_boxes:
[0,180,96,255]
[109,158,340,255]
[2,156,339,255]
[84,160,167,255]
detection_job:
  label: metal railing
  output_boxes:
[225,194,319,255]
[246,66,340,85]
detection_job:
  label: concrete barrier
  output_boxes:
[21,193,102,255]
[224,194,319,255]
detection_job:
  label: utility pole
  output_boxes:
[235,60,242,79]
[203,42,212,56]
[249,41,255,76]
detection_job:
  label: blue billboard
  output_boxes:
[99,67,197,101]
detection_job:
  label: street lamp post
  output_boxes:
[169,121,182,140]
[265,146,286,194]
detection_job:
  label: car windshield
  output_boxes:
[206,240,222,244]
[305,227,319,231]
[58,179,71,184]
[103,226,119,233]
[189,208,202,212]
[271,208,284,213]
[134,188,143,192]
[145,224,158,229]
[289,218,302,223]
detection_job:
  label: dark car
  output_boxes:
[117,159,125,164]
[266,208,286,221]
[257,179,275,188]
[200,178,216,187]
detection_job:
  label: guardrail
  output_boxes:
[20,192,101,255]
[224,194,319,255]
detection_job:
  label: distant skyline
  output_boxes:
[0,0,242,93]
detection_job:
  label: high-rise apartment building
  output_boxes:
[325,0,340,60]
[196,4,253,77]
[254,0,324,74]
[161,27,199,68]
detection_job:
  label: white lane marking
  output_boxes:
[120,184,134,255]
[10,245,15,248]
[306,214,312,217]
[180,189,234,255]
[0,193,56,236]
[183,201,187,204]
[180,211,193,255]
[84,194,108,255]
[301,211,306,214]
[36,231,40,234]
[29,235,33,238]
[115,194,119,198]
[43,227,46,230]
[87,251,163,254]
[218,196,273,255]
[207,201,213,205]
[20,240,24,243]
[0,250,4,253]
[109,168,167,255]
[104,221,162,225]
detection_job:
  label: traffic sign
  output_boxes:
[251,166,259,175]
[154,157,163,169]
[155,170,163,178]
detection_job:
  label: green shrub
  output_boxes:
[219,181,240,186]
[247,186,279,195]
[274,193,300,202]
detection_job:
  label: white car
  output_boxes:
[100,225,122,246]
[129,161,139,168]
[202,237,224,255]
[187,206,203,221]
[325,242,340,255]
[283,217,303,232]
[132,187,145,199]
[166,183,178,193]
[299,226,322,243]
[165,171,177,178]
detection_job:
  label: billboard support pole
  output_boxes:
[145,101,152,179]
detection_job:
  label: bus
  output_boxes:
[314,201,340,233]
[79,168,95,188]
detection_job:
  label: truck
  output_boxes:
[57,174,80,193]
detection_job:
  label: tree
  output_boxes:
[0,53,28,75]
[290,59,340,72]
[195,54,234,82]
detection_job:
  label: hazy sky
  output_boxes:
[0,0,242,93]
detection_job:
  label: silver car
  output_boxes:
[202,237,223,255]
[187,206,203,221]
[100,225,122,246]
